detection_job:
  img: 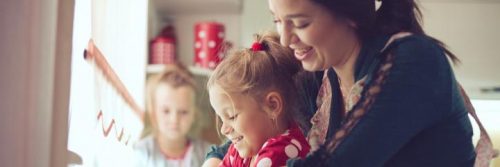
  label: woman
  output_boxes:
[204,0,496,166]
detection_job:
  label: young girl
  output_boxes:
[207,32,310,167]
[135,63,211,167]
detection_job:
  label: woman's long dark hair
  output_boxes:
[312,0,459,63]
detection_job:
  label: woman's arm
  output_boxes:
[289,35,459,166]
[201,158,222,167]
[203,140,231,166]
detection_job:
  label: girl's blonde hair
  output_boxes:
[142,63,199,138]
[207,31,307,135]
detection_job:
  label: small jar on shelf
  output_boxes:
[149,25,177,65]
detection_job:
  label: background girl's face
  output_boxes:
[269,0,359,71]
[153,84,196,141]
[209,85,276,158]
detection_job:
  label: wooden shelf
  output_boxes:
[188,66,214,76]
[146,64,213,77]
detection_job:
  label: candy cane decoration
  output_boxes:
[84,39,143,145]
[84,39,144,120]
[97,110,131,145]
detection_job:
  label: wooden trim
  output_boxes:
[50,0,75,166]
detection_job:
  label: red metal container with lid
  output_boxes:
[150,25,176,64]
[194,22,226,70]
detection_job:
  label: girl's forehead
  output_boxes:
[210,87,252,114]
[209,84,243,99]
[209,86,235,109]
[156,85,194,101]
[209,85,230,101]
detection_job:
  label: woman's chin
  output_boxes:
[301,62,324,72]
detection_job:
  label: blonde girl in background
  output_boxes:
[135,63,211,167]
[207,32,310,167]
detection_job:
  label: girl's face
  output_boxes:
[268,0,359,71]
[209,85,276,158]
[153,84,195,141]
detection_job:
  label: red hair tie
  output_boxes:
[251,42,264,51]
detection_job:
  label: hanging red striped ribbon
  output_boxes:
[84,39,144,145]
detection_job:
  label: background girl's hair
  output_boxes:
[141,63,199,138]
[208,31,310,133]
[312,0,459,64]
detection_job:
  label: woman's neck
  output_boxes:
[333,41,362,90]
[156,135,189,159]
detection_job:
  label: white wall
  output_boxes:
[240,0,274,47]
[0,0,74,166]
[420,1,500,99]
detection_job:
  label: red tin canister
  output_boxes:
[194,22,225,70]
[150,25,176,64]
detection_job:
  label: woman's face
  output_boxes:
[153,84,196,141]
[268,0,359,71]
[209,84,276,158]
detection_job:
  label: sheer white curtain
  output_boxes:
[67,0,148,166]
